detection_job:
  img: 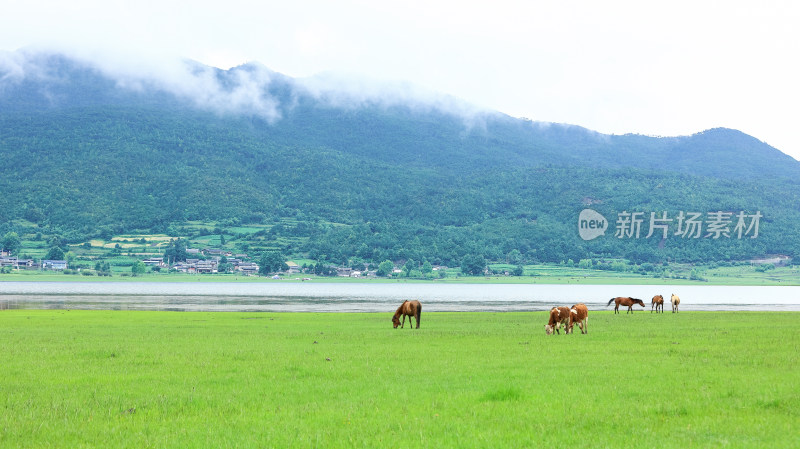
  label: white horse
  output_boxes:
[671,293,681,313]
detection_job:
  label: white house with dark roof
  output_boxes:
[42,260,68,270]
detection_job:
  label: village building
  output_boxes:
[236,262,259,275]
[143,257,166,267]
[42,260,68,270]
[195,260,218,274]
[285,261,301,274]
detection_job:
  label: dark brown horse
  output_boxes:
[607,297,645,314]
[651,295,664,313]
[392,300,421,329]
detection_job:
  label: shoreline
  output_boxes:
[3,281,800,312]
[1,272,798,286]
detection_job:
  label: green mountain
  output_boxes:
[2,51,799,265]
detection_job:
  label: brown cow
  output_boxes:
[567,303,589,334]
[545,306,571,335]
[651,295,664,313]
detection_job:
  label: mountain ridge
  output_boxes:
[1,50,799,264]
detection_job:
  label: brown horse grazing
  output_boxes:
[545,306,571,335]
[392,300,421,329]
[671,293,681,313]
[607,297,645,314]
[567,303,588,334]
[651,295,664,313]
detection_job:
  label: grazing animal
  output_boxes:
[392,300,421,329]
[545,306,571,335]
[651,295,664,313]
[567,303,589,334]
[671,293,681,313]
[607,297,645,314]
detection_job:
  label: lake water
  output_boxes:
[1,281,799,312]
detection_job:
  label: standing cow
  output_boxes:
[545,306,571,335]
[567,303,589,334]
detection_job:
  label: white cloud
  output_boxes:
[1,47,491,127]
[1,0,799,158]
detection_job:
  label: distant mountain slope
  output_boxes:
[1,50,799,264]
[3,52,797,179]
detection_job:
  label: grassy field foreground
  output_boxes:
[1,310,798,448]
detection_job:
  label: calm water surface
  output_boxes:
[1,281,799,312]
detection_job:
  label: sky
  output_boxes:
[2,0,799,160]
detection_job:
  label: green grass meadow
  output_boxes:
[1,310,797,448]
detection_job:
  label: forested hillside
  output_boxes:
[2,51,799,266]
